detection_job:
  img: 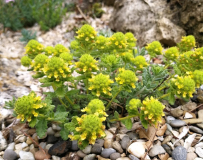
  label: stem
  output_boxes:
[157,93,170,100]
[106,87,122,110]
[38,114,63,124]
[51,84,69,109]
[65,95,74,106]
[110,115,137,122]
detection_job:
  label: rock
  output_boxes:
[0,132,8,151]
[112,141,123,153]
[97,155,111,160]
[52,124,61,131]
[121,136,130,150]
[35,150,51,160]
[29,144,37,155]
[104,130,114,140]
[48,140,71,156]
[83,154,96,160]
[47,127,55,135]
[166,116,176,123]
[156,124,167,136]
[116,158,131,160]
[39,142,46,150]
[189,126,203,134]
[82,145,92,154]
[101,148,116,158]
[71,140,79,151]
[26,137,33,145]
[187,152,197,160]
[181,102,197,111]
[47,135,59,144]
[19,151,35,160]
[171,108,184,118]
[172,146,187,160]
[96,139,104,146]
[170,120,186,127]
[162,144,172,156]
[8,129,15,143]
[77,150,86,158]
[109,0,186,47]
[3,149,18,160]
[104,139,113,148]
[127,132,138,140]
[62,152,80,160]
[45,144,53,152]
[52,155,61,160]
[162,135,173,145]
[129,154,139,160]
[148,145,166,157]
[91,143,102,154]
[184,112,194,119]
[197,124,203,130]
[183,119,203,124]
[6,142,15,150]
[127,142,146,158]
[198,110,203,120]
[196,147,203,158]
[15,135,26,143]
[110,152,121,160]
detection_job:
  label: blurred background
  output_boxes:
[0,0,203,105]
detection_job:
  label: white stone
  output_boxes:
[19,151,35,160]
[127,142,146,158]
[52,155,61,160]
[21,142,28,149]
[47,127,55,135]
[196,147,203,158]
[52,124,61,131]
[0,132,8,151]
[6,142,15,151]
[184,112,194,119]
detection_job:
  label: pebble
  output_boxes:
[47,135,59,144]
[110,152,121,160]
[35,150,51,160]
[171,108,184,118]
[104,139,113,148]
[52,155,61,160]
[71,140,79,151]
[116,158,131,160]
[3,149,18,160]
[128,154,139,160]
[47,127,55,135]
[6,142,15,150]
[189,126,203,134]
[156,124,167,136]
[82,145,92,154]
[96,139,104,146]
[187,152,197,160]
[45,144,53,152]
[166,116,176,123]
[0,133,8,151]
[15,135,26,143]
[162,144,172,156]
[127,132,138,140]
[52,124,61,131]
[197,124,203,130]
[104,130,114,140]
[196,147,203,158]
[77,150,86,158]
[83,154,96,160]
[198,110,203,120]
[148,145,166,157]
[97,155,110,160]
[112,141,123,153]
[172,146,187,160]
[162,135,173,145]
[170,120,186,127]
[19,151,35,160]
[39,142,46,150]
[26,137,33,145]
[181,102,197,111]
[121,136,130,150]
[48,140,71,156]
[127,142,146,158]
[91,143,102,154]
[101,148,116,158]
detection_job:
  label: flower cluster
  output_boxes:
[101,54,120,68]
[140,97,165,127]
[21,56,32,67]
[69,114,106,145]
[43,57,71,82]
[44,46,55,56]
[88,73,114,97]
[119,52,134,63]
[109,32,127,52]
[190,47,203,70]
[132,55,148,70]
[115,68,138,89]
[70,40,80,50]
[81,99,107,117]
[178,35,196,52]
[145,41,163,58]
[171,76,195,99]
[54,44,70,57]
[95,35,109,52]
[192,70,203,88]
[164,47,179,61]
[31,54,48,71]
[177,51,193,72]
[25,40,44,59]
[126,99,141,115]
[125,32,137,49]
[59,52,73,65]
[75,54,98,73]
[75,24,97,48]
[14,92,45,122]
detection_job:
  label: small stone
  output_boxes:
[110,152,121,160]
[71,140,79,151]
[19,151,35,160]
[9,129,15,143]
[127,132,138,140]
[45,144,53,152]
[162,144,172,156]
[166,116,176,123]
[97,155,111,160]
[82,145,92,154]
[101,148,116,158]
[39,142,46,150]
[96,139,104,146]
[116,157,131,160]
[198,110,203,120]
[6,142,15,150]
[129,154,139,160]
[35,150,51,160]
[15,135,26,143]
[156,124,167,136]
[77,150,86,158]
[48,140,71,156]
[170,120,186,127]
[3,149,18,160]
[104,139,113,148]
[148,145,166,157]
[121,136,130,150]
[127,142,146,158]
[91,143,102,154]
[189,126,203,134]
[184,112,194,119]
[197,123,203,129]
[171,108,184,118]
[26,137,33,145]
[181,102,197,111]
[52,124,61,131]
[162,135,173,145]
[0,134,7,151]
[62,152,80,160]
[29,144,36,155]
[27,129,36,135]
[83,154,96,160]
[52,155,61,160]
[104,130,114,140]
[187,152,197,160]
[54,131,61,138]
[47,135,59,144]
[183,119,203,124]
[172,146,187,160]
[15,143,22,150]
[47,127,55,135]
[196,147,203,158]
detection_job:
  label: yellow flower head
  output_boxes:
[145,41,163,58]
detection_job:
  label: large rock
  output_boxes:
[109,0,203,47]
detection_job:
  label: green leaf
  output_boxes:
[56,105,66,112]
[64,122,76,133]
[41,82,52,87]
[54,112,68,122]
[55,87,66,98]
[60,126,69,140]
[114,111,119,119]
[66,89,80,96]
[168,92,175,105]
[32,72,44,79]
[29,117,37,128]
[141,120,148,129]
[121,118,132,130]
[36,119,48,138]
